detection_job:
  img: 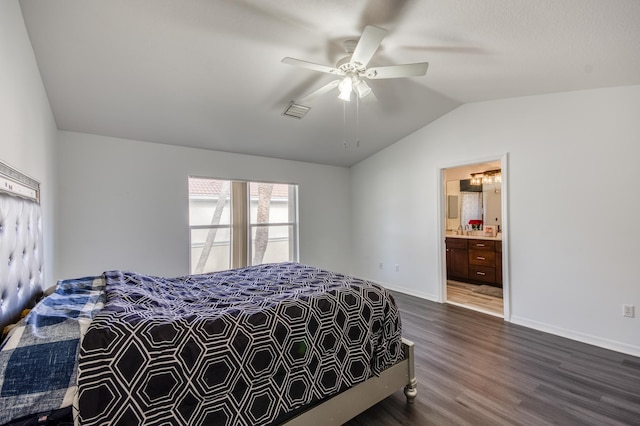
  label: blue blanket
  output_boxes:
[0,276,105,424]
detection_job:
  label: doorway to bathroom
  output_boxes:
[440,155,509,319]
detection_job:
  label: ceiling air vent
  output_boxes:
[282,102,310,119]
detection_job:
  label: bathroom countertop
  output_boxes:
[446,233,502,241]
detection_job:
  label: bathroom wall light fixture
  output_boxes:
[470,169,501,185]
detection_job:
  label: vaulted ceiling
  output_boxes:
[19,0,640,167]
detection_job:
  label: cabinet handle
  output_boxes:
[476,244,485,247]
[477,256,485,260]
[476,272,486,276]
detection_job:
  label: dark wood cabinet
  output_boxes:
[468,239,495,251]
[469,249,495,267]
[469,265,496,283]
[446,238,468,280]
[446,237,502,287]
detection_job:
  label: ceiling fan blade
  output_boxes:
[364,62,429,79]
[350,25,388,68]
[299,80,341,101]
[281,57,341,75]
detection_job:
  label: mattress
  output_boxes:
[1,262,403,425]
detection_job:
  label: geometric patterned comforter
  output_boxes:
[77,262,403,425]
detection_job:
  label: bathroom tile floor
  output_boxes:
[447,280,503,317]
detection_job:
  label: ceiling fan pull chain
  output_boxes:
[343,102,347,149]
[356,95,360,148]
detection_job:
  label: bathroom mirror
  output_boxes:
[482,181,502,228]
[445,180,501,229]
[447,195,458,219]
[444,162,502,230]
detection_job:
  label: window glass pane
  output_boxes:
[188,178,231,226]
[249,182,293,224]
[190,228,231,273]
[251,225,293,265]
[189,178,298,272]
[189,177,233,274]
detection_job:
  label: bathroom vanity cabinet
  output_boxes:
[445,237,468,280]
[446,236,502,287]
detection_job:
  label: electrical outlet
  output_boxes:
[395,264,400,272]
[623,305,635,318]
[378,262,383,270]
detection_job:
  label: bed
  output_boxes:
[0,165,417,425]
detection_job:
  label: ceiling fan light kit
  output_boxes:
[355,79,372,99]
[282,25,429,103]
[338,76,353,101]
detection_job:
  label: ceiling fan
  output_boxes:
[282,25,429,103]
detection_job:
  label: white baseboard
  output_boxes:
[384,284,439,303]
[510,315,640,358]
[351,275,439,302]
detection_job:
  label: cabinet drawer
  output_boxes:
[468,239,495,251]
[469,265,496,283]
[446,238,468,250]
[469,250,495,267]
[496,241,502,252]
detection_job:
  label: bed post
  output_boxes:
[402,338,417,403]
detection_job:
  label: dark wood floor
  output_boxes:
[346,291,640,426]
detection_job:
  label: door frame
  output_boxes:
[437,153,511,321]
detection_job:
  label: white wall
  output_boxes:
[351,85,640,356]
[0,0,57,287]
[55,131,351,280]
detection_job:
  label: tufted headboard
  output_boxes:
[0,161,43,331]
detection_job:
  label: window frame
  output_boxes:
[188,176,299,274]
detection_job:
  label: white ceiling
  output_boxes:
[19,0,640,167]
